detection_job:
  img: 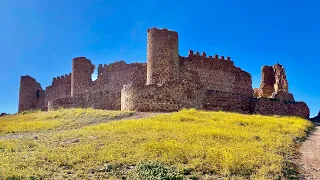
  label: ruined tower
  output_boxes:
[254,63,294,102]
[71,57,95,97]
[273,63,289,92]
[260,66,275,97]
[18,76,45,112]
[146,28,179,85]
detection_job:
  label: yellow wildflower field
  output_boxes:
[0,108,133,134]
[0,108,313,179]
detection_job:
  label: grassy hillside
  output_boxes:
[0,108,133,135]
[0,108,313,179]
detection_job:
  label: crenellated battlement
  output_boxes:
[52,73,71,86]
[181,50,235,71]
[187,50,231,61]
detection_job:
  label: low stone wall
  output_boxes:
[83,90,121,110]
[121,81,204,112]
[48,97,85,110]
[122,82,309,118]
[253,98,309,118]
[203,90,254,114]
[48,90,121,111]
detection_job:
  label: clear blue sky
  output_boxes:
[0,0,319,117]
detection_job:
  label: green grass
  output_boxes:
[0,108,313,179]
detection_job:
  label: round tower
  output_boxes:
[147,28,179,85]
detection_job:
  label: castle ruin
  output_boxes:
[18,28,310,118]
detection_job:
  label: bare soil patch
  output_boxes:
[297,123,320,179]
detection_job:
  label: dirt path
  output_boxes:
[0,112,163,140]
[298,123,320,180]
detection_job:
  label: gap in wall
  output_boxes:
[92,68,98,81]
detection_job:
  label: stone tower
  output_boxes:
[146,28,179,85]
[273,63,289,92]
[18,76,45,112]
[260,66,275,97]
[71,57,95,97]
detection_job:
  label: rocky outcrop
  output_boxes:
[310,111,320,122]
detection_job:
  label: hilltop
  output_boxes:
[0,108,313,179]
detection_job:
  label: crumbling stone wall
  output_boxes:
[254,63,293,101]
[35,57,146,111]
[45,73,71,106]
[271,91,294,102]
[94,60,146,92]
[48,97,85,110]
[273,63,289,92]
[147,28,179,85]
[203,90,254,114]
[180,51,253,96]
[83,90,121,110]
[48,90,120,111]
[71,57,95,97]
[259,66,275,97]
[48,59,145,111]
[18,27,310,119]
[253,98,309,118]
[18,76,46,112]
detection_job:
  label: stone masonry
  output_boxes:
[18,27,310,118]
[254,63,294,102]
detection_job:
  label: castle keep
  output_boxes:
[18,28,310,118]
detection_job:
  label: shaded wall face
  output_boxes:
[260,66,275,97]
[180,56,253,96]
[204,90,254,114]
[45,74,71,106]
[273,64,289,92]
[147,28,179,85]
[95,61,147,92]
[48,90,121,111]
[253,98,309,118]
[18,76,46,112]
[71,57,94,97]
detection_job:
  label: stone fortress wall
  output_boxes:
[18,27,310,118]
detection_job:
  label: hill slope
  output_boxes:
[0,108,312,179]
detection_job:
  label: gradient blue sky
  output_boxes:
[0,0,319,116]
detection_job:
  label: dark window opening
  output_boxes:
[36,89,40,97]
